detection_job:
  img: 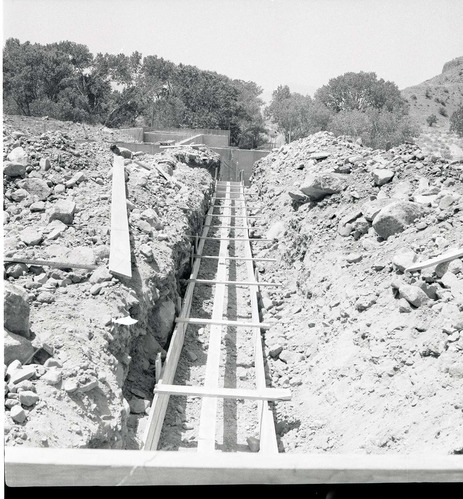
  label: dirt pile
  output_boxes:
[3,115,218,449]
[247,131,463,453]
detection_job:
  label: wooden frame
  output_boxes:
[5,447,463,486]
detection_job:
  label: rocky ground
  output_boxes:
[247,131,463,454]
[3,114,219,449]
[4,114,463,458]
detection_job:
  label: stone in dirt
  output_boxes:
[18,178,52,201]
[246,436,260,452]
[372,169,394,186]
[300,172,345,200]
[19,227,43,246]
[3,161,26,178]
[7,146,28,165]
[48,199,76,225]
[9,365,36,385]
[392,250,418,272]
[129,397,147,414]
[372,201,427,239]
[19,391,39,407]
[39,158,51,171]
[10,405,27,423]
[66,246,95,265]
[355,294,377,311]
[362,198,394,222]
[89,266,112,284]
[266,221,285,240]
[4,331,35,365]
[41,368,62,385]
[398,284,430,308]
[4,282,30,337]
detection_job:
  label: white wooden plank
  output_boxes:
[109,155,132,278]
[198,182,231,452]
[188,278,281,287]
[142,206,215,450]
[5,447,463,487]
[239,181,279,453]
[3,257,97,270]
[193,255,276,262]
[406,248,463,272]
[153,384,291,401]
[175,317,272,329]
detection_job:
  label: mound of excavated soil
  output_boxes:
[3,115,218,449]
[246,131,463,454]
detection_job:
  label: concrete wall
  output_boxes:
[118,128,144,142]
[116,142,162,155]
[144,130,229,147]
[210,147,270,185]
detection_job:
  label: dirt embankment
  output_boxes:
[3,115,218,449]
[246,131,463,454]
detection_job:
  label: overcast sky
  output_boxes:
[3,0,463,102]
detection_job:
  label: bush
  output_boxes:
[427,114,437,126]
[438,106,448,117]
[450,106,463,137]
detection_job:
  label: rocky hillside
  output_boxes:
[3,115,219,449]
[247,131,463,453]
[401,56,463,129]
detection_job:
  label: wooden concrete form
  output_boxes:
[187,278,281,287]
[3,257,97,270]
[406,248,463,272]
[5,447,463,486]
[175,317,273,329]
[109,155,132,278]
[142,204,216,450]
[198,182,231,452]
[193,255,276,262]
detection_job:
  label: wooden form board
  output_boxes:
[193,255,276,262]
[197,182,232,452]
[6,447,463,486]
[406,248,463,272]
[175,317,273,329]
[239,182,279,453]
[3,257,97,270]
[153,384,291,401]
[109,155,132,278]
[188,278,281,287]
[142,205,215,450]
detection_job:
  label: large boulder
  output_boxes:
[152,298,176,345]
[7,146,28,165]
[3,161,26,178]
[4,331,35,365]
[372,169,394,186]
[300,173,345,201]
[372,201,427,239]
[4,282,30,338]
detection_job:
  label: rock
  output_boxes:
[310,152,330,161]
[140,243,154,261]
[361,199,394,222]
[288,191,308,201]
[187,350,198,362]
[10,365,36,385]
[8,146,28,165]
[66,246,95,266]
[448,259,463,275]
[3,161,26,178]
[372,169,394,186]
[268,345,283,358]
[448,363,463,378]
[10,405,27,423]
[30,201,46,212]
[44,358,62,368]
[63,379,78,393]
[41,368,62,385]
[4,282,30,337]
[300,173,345,200]
[246,436,260,452]
[129,397,147,414]
[399,284,430,308]
[4,331,35,365]
[36,292,55,304]
[39,158,51,171]
[18,178,51,201]
[19,390,39,407]
[372,201,427,239]
[64,172,86,188]
[54,184,66,194]
[392,250,417,272]
[346,253,362,263]
[355,294,377,311]
[46,220,68,240]
[90,283,103,295]
[5,263,28,279]
[11,188,29,202]
[79,379,98,392]
[266,221,285,240]
[153,299,176,344]
[89,266,112,284]
[19,227,43,246]
[48,199,76,225]
[398,298,412,313]
[279,350,304,364]
[441,272,463,297]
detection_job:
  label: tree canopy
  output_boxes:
[3,38,268,148]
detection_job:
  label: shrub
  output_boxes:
[427,114,437,126]
[438,107,448,117]
[450,106,463,137]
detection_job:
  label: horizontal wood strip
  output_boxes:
[3,257,97,270]
[187,278,281,287]
[175,317,273,329]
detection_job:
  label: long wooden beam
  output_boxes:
[5,448,463,486]
[193,255,276,262]
[153,384,291,401]
[175,317,273,329]
[406,248,463,272]
[187,278,281,287]
[188,236,274,242]
[198,182,231,452]
[3,257,97,270]
[109,155,132,278]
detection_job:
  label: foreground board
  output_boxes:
[5,448,463,486]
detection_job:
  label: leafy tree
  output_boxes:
[314,71,407,115]
[450,106,463,136]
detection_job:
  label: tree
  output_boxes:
[450,106,463,137]
[427,114,437,127]
[314,71,407,115]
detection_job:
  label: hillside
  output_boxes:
[401,56,463,130]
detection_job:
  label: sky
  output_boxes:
[3,0,463,102]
